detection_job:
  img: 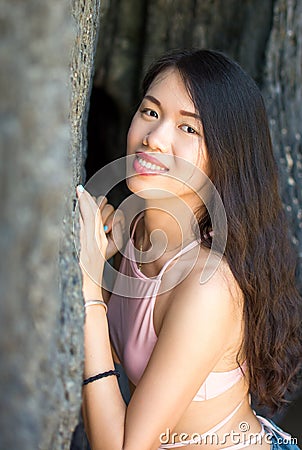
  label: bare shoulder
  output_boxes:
[186,246,242,298]
[167,247,244,326]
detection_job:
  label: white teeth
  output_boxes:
[137,157,166,172]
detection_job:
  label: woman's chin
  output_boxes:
[126,178,174,200]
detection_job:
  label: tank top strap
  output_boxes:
[158,240,200,279]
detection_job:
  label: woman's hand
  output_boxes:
[76,185,124,300]
[93,194,124,261]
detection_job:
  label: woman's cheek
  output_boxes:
[127,119,144,153]
[175,139,200,164]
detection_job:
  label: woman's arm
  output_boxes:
[82,266,241,450]
[82,305,126,449]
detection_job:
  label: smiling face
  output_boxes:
[126,68,210,203]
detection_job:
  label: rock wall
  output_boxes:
[0,1,100,449]
[264,0,302,290]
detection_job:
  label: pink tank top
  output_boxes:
[107,215,246,401]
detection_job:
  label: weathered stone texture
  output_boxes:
[142,0,274,82]
[263,0,302,288]
[0,1,100,449]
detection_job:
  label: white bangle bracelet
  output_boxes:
[84,300,108,313]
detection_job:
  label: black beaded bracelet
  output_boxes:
[82,369,120,386]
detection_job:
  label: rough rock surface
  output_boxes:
[0,1,100,449]
[263,0,302,289]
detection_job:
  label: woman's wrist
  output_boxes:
[85,300,108,313]
[82,280,103,302]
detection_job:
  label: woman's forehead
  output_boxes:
[147,67,182,91]
[145,68,195,110]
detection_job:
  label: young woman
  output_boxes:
[77,49,302,450]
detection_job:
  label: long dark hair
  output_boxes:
[142,49,302,412]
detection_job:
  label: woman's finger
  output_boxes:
[77,185,93,220]
[96,195,108,209]
[104,208,125,235]
[85,193,112,233]
[101,204,115,227]
[103,209,125,259]
[77,186,102,233]
[79,213,87,248]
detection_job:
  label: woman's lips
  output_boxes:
[133,152,169,175]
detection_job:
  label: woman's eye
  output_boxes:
[180,125,198,134]
[141,108,158,118]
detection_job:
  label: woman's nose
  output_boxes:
[143,123,171,152]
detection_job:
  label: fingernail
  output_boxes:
[77,184,84,193]
[103,225,109,232]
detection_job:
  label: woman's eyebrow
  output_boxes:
[179,110,200,120]
[144,95,200,119]
[144,95,161,106]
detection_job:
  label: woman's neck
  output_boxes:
[138,196,203,253]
